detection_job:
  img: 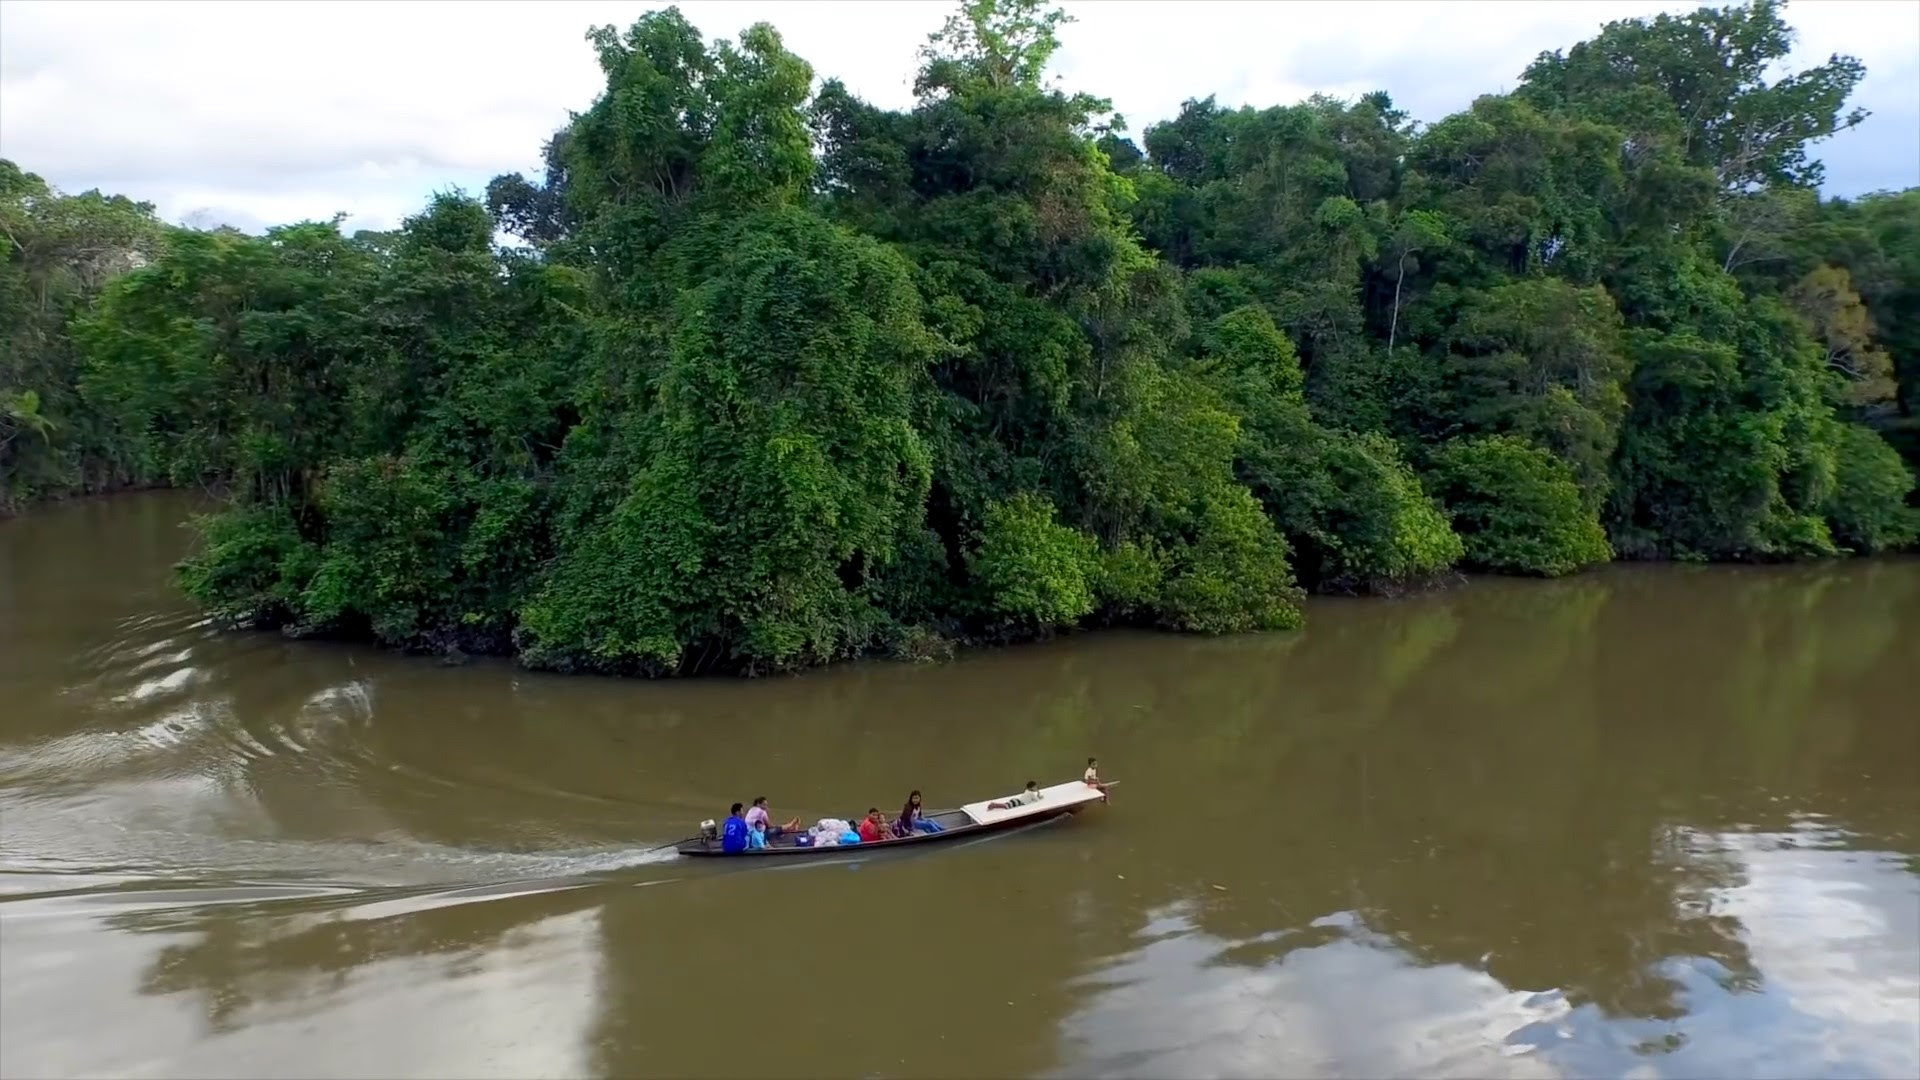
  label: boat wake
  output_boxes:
[0,840,692,925]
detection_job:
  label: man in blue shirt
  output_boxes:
[721,802,750,854]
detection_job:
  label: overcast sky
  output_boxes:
[2,0,1915,234]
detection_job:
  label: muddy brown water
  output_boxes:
[2,492,1916,1079]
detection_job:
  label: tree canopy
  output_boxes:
[3,0,1914,675]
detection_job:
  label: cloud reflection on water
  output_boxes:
[1053,828,1920,1080]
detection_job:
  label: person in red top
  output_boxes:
[857,808,893,843]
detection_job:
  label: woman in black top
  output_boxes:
[895,790,942,836]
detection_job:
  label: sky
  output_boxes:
[1,0,1915,234]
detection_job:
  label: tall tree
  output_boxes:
[1518,0,1867,195]
[0,160,166,509]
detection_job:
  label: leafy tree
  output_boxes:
[968,492,1099,631]
[1518,0,1867,195]
[522,207,936,675]
[0,160,167,509]
[1384,209,1451,356]
[1274,427,1465,591]
[1825,424,1919,553]
[1784,264,1897,410]
[1428,435,1613,576]
[1848,192,1920,421]
[1607,304,1845,561]
[919,0,1073,92]
[1198,305,1460,591]
[1718,186,1817,274]
[159,193,586,653]
[1153,484,1303,633]
[79,222,382,502]
[485,133,575,249]
[1443,278,1631,503]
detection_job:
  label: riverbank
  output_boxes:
[7,488,1918,684]
[0,477,196,520]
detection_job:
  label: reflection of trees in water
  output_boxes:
[1594,562,1919,851]
[1038,565,1915,1028]
[1200,575,1762,1022]
[1365,577,1761,1020]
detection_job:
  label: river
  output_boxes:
[1,492,1915,1079]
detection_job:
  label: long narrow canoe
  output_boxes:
[673,778,1111,858]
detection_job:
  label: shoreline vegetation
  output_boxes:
[3,0,1917,677]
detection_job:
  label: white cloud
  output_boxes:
[1,0,1914,232]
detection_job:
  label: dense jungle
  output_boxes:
[4,0,1916,676]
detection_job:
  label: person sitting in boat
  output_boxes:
[721,802,751,854]
[1084,757,1109,802]
[857,808,894,844]
[744,796,800,839]
[746,819,769,851]
[894,790,944,837]
[987,781,1043,811]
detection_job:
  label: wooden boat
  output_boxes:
[673,778,1112,858]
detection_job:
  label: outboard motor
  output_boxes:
[699,819,718,845]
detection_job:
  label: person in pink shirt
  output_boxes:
[744,795,799,839]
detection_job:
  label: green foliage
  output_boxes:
[1203,305,1304,399]
[1517,0,1866,193]
[1154,486,1303,633]
[1093,539,1165,617]
[1444,278,1629,504]
[969,492,1100,631]
[176,502,318,626]
[1428,435,1613,576]
[1607,286,1847,561]
[9,0,1917,678]
[920,0,1073,92]
[1,159,167,509]
[1846,192,1920,422]
[1192,305,1460,591]
[1276,427,1465,590]
[521,208,937,674]
[78,222,383,499]
[1825,425,1919,554]
[1,389,53,441]
[569,13,816,220]
[301,454,455,642]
